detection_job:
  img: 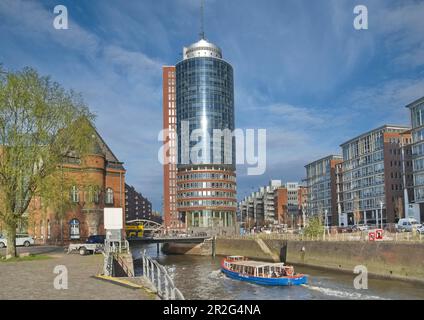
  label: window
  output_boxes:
[105,188,114,205]
[88,186,100,204]
[47,220,51,239]
[70,186,79,203]
[69,219,80,240]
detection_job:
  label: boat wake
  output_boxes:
[209,269,225,279]
[301,284,388,300]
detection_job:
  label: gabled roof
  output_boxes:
[91,124,125,171]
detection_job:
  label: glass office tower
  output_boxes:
[176,38,237,235]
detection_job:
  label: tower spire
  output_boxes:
[199,0,205,39]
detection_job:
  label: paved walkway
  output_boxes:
[0,247,155,300]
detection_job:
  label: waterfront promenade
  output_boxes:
[0,247,154,300]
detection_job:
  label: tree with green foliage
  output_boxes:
[0,66,95,257]
[303,216,324,238]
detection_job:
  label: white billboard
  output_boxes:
[104,208,123,230]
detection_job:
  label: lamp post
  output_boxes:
[380,201,383,229]
[323,209,328,239]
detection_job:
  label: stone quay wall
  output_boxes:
[215,238,424,282]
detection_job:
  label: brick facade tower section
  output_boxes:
[162,66,183,232]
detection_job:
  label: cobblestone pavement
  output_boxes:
[0,248,154,300]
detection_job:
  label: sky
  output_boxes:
[1,0,424,211]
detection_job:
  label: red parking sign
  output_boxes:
[376,229,383,240]
[369,231,376,241]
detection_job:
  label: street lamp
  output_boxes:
[380,201,383,229]
[323,209,328,239]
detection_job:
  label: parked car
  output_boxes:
[86,235,106,244]
[0,234,35,248]
[396,218,422,232]
[417,225,424,235]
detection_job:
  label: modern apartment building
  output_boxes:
[274,182,306,227]
[338,125,413,226]
[239,181,307,228]
[305,155,342,226]
[406,96,424,222]
[125,184,152,222]
[239,181,281,228]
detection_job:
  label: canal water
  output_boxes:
[131,244,424,300]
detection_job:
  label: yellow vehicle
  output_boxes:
[125,224,144,239]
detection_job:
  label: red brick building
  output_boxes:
[27,128,126,244]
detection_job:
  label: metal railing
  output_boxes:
[104,239,130,254]
[140,250,185,300]
[220,231,424,243]
[103,239,131,276]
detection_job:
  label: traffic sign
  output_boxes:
[368,231,376,241]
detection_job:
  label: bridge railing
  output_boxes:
[140,250,185,300]
[219,231,424,243]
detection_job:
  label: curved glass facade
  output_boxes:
[175,39,237,234]
[176,57,235,167]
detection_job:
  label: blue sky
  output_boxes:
[1,0,423,210]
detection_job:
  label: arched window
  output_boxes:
[69,219,80,239]
[105,188,114,205]
[70,186,79,203]
[40,220,45,239]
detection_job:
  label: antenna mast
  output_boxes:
[199,0,205,39]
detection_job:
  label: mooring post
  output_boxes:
[212,236,216,257]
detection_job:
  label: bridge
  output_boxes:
[126,219,209,243]
[126,219,164,232]
[127,236,209,244]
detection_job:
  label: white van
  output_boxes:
[0,234,34,248]
[397,218,422,232]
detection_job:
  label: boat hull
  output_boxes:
[221,263,308,286]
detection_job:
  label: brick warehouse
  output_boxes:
[27,127,125,244]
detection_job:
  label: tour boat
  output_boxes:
[221,256,308,286]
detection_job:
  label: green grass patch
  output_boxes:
[0,254,52,263]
